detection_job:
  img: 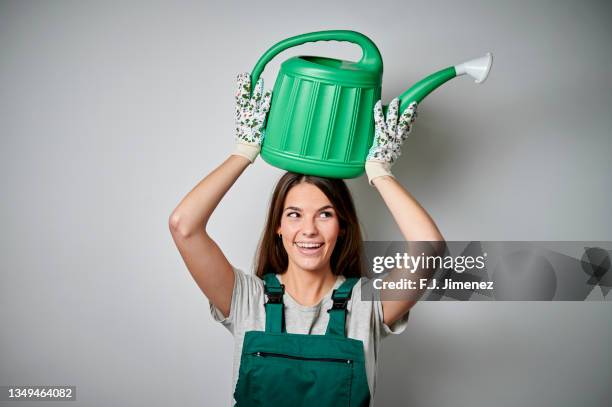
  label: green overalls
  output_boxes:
[233,273,371,406]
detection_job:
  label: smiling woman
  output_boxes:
[256,173,364,284]
[169,72,443,406]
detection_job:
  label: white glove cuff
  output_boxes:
[232,143,261,163]
[365,160,395,186]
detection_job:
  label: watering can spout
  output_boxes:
[454,52,493,84]
[397,52,494,112]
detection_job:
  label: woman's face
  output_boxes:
[277,182,341,275]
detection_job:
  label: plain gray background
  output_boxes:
[1,0,611,406]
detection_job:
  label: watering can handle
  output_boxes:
[250,30,383,92]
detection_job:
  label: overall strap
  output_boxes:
[325,277,360,337]
[263,273,285,334]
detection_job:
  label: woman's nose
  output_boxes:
[301,218,318,236]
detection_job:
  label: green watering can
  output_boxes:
[251,30,492,178]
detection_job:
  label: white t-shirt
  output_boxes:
[209,266,410,406]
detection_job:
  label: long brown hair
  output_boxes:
[255,172,364,279]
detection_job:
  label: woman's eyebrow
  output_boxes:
[284,206,302,212]
[283,205,334,212]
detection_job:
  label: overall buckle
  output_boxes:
[265,284,285,304]
[328,289,349,312]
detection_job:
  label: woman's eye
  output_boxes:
[320,211,333,218]
[287,212,299,218]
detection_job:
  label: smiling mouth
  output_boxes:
[293,242,324,255]
[294,242,324,249]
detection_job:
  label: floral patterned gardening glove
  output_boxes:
[232,72,272,163]
[365,97,418,185]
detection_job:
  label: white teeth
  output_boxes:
[295,242,323,249]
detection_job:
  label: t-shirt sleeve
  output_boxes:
[374,293,410,337]
[363,277,410,338]
[209,266,264,335]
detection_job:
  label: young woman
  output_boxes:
[169,73,444,406]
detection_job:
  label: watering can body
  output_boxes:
[262,55,382,178]
[251,30,491,178]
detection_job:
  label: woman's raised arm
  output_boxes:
[372,176,443,242]
[169,155,251,318]
[168,73,272,318]
[365,98,444,326]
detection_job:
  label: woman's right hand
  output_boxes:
[232,72,272,163]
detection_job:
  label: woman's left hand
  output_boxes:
[365,98,418,185]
